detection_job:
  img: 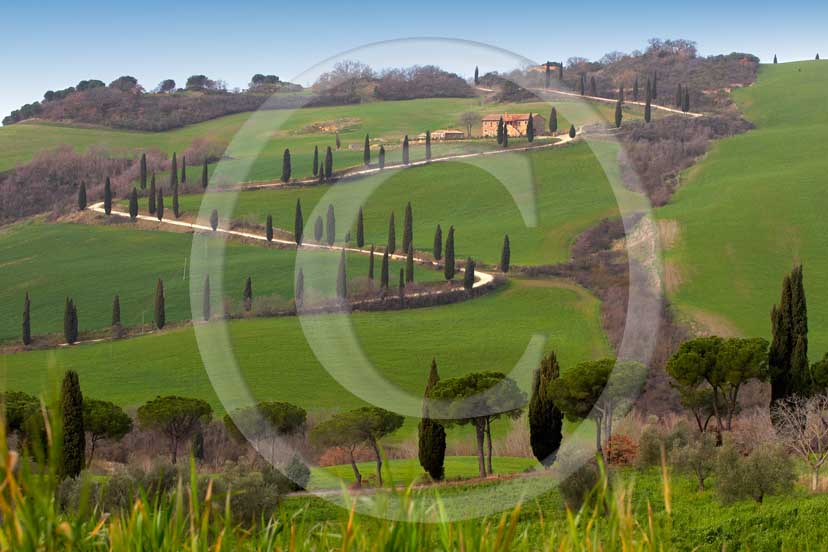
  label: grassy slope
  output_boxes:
[0,98,623,178]
[0,220,442,341]
[657,61,828,354]
[168,141,642,266]
[0,279,610,417]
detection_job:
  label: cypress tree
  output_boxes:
[112,294,121,327]
[318,162,325,184]
[773,54,778,64]
[140,153,147,189]
[675,83,683,108]
[282,148,291,183]
[156,187,164,221]
[64,297,77,344]
[295,269,304,308]
[378,145,385,169]
[335,132,341,150]
[314,216,323,241]
[651,72,658,100]
[202,275,211,321]
[129,188,138,220]
[433,224,443,260]
[210,209,218,231]
[443,226,455,280]
[474,65,479,85]
[568,124,576,139]
[402,135,410,165]
[312,145,319,176]
[614,100,623,128]
[526,113,535,142]
[59,370,85,480]
[387,212,396,253]
[405,243,414,283]
[418,359,446,480]
[336,249,347,300]
[170,152,178,190]
[202,160,208,190]
[180,155,187,184]
[425,130,432,161]
[816,53,820,60]
[103,177,112,215]
[356,207,365,248]
[22,292,31,346]
[363,134,371,165]
[154,278,165,329]
[192,431,205,462]
[294,199,303,245]
[71,300,78,342]
[78,182,87,211]
[590,76,597,96]
[463,258,475,291]
[500,234,510,272]
[528,352,564,466]
[380,249,390,289]
[368,244,375,281]
[645,79,652,123]
[149,173,157,214]
[496,117,504,145]
[243,276,253,312]
[398,268,405,305]
[172,179,180,219]
[324,146,333,178]
[502,125,508,147]
[266,214,274,242]
[770,265,810,403]
[633,75,639,100]
[326,204,336,245]
[559,61,564,80]
[402,202,413,254]
[549,107,558,134]
[682,89,690,113]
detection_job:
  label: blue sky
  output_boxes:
[1,0,825,122]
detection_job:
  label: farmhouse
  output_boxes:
[481,113,546,137]
[416,129,466,141]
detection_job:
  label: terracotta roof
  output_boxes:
[481,113,537,122]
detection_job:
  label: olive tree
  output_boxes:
[137,396,212,464]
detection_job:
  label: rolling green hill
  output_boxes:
[0,220,442,341]
[657,60,828,354]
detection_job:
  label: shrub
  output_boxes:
[605,434,638,466]
[559,458,602,510]
[635,420,691,469]
[261,455,310,493]
[716,442,795,504]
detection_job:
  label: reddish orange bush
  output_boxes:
[606,434,638,466]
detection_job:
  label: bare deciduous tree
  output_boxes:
[772,393,828,491]
[458,112,480,138]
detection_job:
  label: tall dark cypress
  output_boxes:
[243,276,253,312]
[402,202,413,254]
[526,113,535,143]
[180,155,187,184]
[266,214,274,242]
[368,244,375,281]
[170,152,178,190]
[156,188,164,221]
[104,177,112,215]
[64,298,76,344]
[378,145,385,169]
[425,130,432,161]
[282,148,291,183]
[202,160,208,190]
[112,294,121,327]
[22,292,31,346]
[59,370,85,480]
[398,268,405,305]
[78,182,87,211]
[528,352,564,466]
[387,212,396,253]
[356,207,365,248]
[312,145,319,176]
[500,234,511,272]
[363,134,371,165]
[549,107,558,134]
[380,250,390,289]
[405,244,414,283]
[463,258,475,291]
[682,89,690,113]
[294,199,303,245]
[568,125,576,139]
[474,65,479,85]
[295,269,304,308]
[140,153,147,190]
[336,250,347,300]
[773,54,778,64]
[149,173,157,214]
[443,226,455,280]
[202,275,211,321]
[433,224,443,260]
[324,146,333,179]
[502,125,508,147]
[418,359,446,480]
[644,79,652,123]
[675,83,683,108]
[172,180,180,219]
[651,72,658,100]
[129,188,138,220]
[154,278,165,329]
[402,136,410,165]
[210,209,218,231]
[614,100,623,128]
[496,117,504,145]
[326,204,336,246]
[314,216,323,241]
[770,265,810,403]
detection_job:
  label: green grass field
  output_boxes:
[309,456,539,490]
[0,278,610,420]
[160,141,643,266]
[0,98,627,180]
[0,220,442,341]
[657,61,828,354]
